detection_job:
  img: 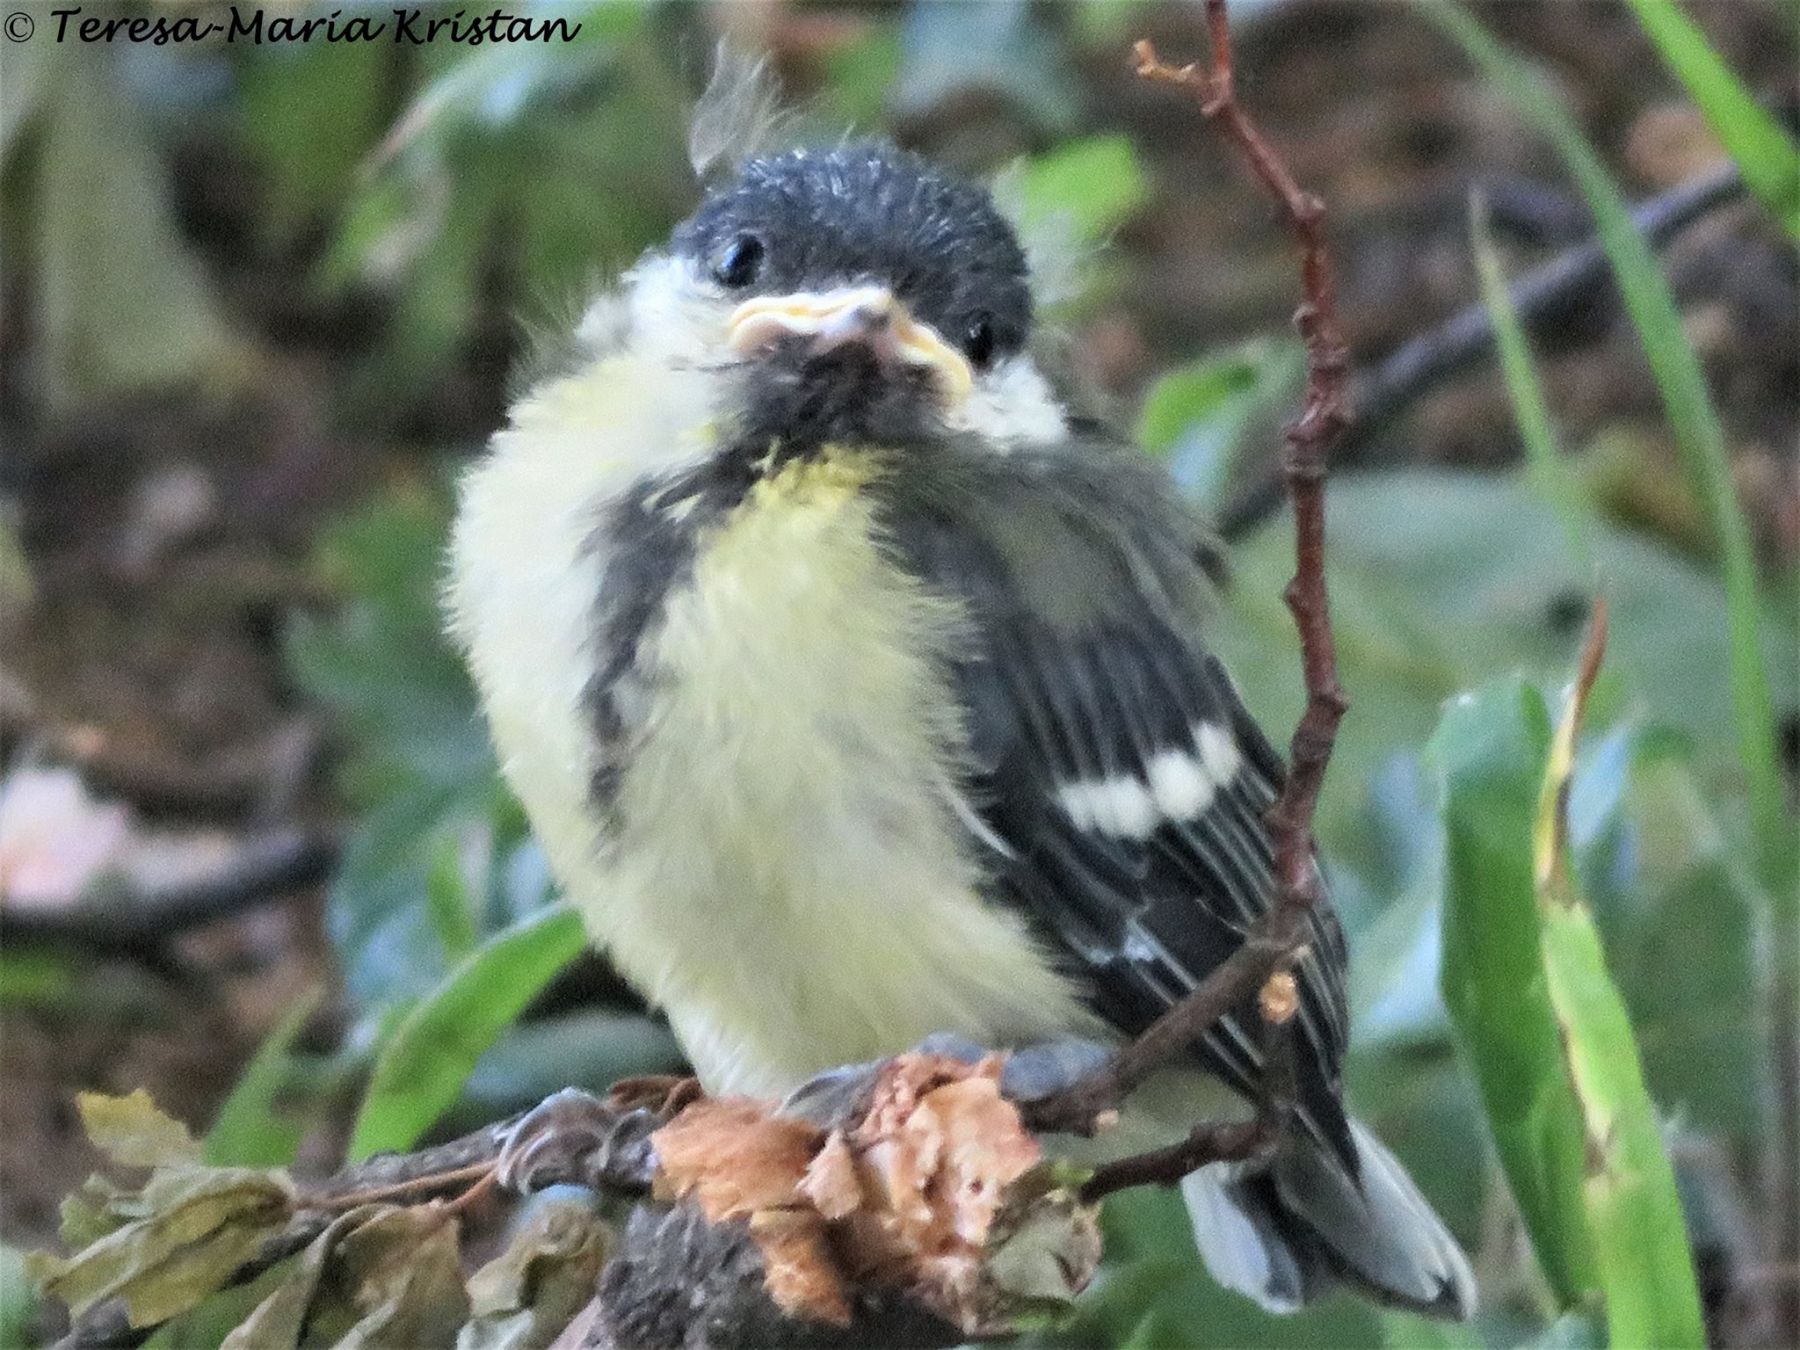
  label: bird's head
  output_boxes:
[616,142,1069,451]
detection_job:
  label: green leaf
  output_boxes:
[893,1,1078,134]
[1379,1305,1485,1349]
[1011,135,1148,247]
[78,1091,202,1171]
[1421,1,1790,910]
[1431,673,1705,1342]
[287,485,489,807]
[1530,1308,1606,1349]
[0,948,78,1008]
[445,1010,684,1134]
[236,40,391,246]
[31,1168,292,1326]
[348,904,587,1161]
[1430,677,1599,1307]
[363,4,645,169]
[1534,666,1705,1348]
[287,486,539,1017]
[0,28,49,158]
[1138,337,1305,508]
[1036,1190,1383,1348]
[204,990,322,1168]
[994,135,1151,312]
[1467,195,1592,569]
[1623,0,1800,240]
[319,4,673,402]
[820,27,904,126]
[1574,739,1763,1141]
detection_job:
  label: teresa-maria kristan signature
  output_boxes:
[40,6,582,46]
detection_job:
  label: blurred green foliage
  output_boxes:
[11,1,1795,1345]
[1425,2,1791,902]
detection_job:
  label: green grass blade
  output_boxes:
[1431,677,1599,1308]
[1467,195,1592,570]
[1623,0,1800,241]
[204,988,322,1167]
[1422,2,1790,902]
[348,904,586,1161]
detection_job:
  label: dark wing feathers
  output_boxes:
[876,442,1355,1168]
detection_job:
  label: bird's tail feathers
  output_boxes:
[1181,1118,1476,1320]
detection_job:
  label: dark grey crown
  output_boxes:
[673,143,1033,364]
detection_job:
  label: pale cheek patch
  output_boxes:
[951,356,1068,447]
[1056,721,1241,841]
[622,252,734,369]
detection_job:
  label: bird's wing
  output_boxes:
[878,443,1353,1163]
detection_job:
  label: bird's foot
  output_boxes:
[779,1058,886,1129]
[493,1085,672,1195]
[993,1037,1115,1104]
[608,1073,702,1117]
[914,1034,1113,1104]
[779,1035,1115,1130]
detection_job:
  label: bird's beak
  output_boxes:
[725,286,974,404]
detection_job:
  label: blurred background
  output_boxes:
[0,1,1795,1346]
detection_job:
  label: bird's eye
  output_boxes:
[963,316,997,368]
[713,234,765,288]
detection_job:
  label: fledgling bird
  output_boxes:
[447,68,1475,1320]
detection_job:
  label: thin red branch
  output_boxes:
[1028,2,1351,1166]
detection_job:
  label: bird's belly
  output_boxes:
[593,457,1092,1096]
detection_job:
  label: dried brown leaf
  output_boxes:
[842,1055,1039,1267]
[981,1175,1103,1311]
[641,1057,1079,1338]
[317,1206,470,1348]
[797,1131,861,1222]
[747,1209,852,1328]
[58,1174,139,1248]
[924,1075,1040,1245]
[651,1099,822,1222]
[221,1205,386,1350]
[462,1192,611,1350]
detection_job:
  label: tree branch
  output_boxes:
[50,1062,1098,1350]
[1218,160,1746,540]
[1029,6,1350,1183]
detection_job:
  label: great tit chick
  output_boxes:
[448,137,1474,1322]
